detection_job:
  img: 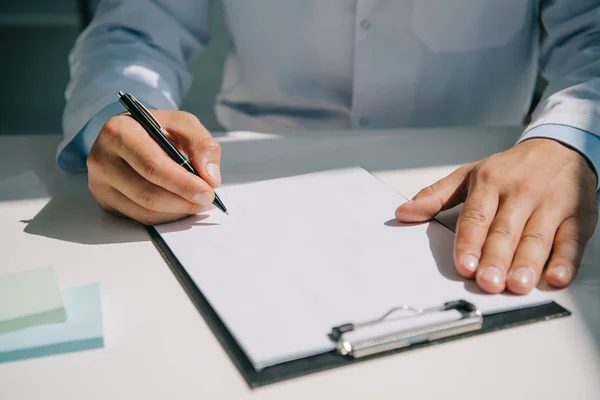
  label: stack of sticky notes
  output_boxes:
[0,267,103,363]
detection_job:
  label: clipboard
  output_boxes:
[147,226,570,388]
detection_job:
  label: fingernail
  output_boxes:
[193,192,213,206]
[510,267,534,287]
[549,265,571,283]
[206,163,221,184]
[461,254,479,272]
[480,266,503,287]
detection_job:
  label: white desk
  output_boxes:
[1,128,599,400]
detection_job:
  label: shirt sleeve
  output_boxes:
[57,0,212,172]
[518,1,600,188]
[519,124,600,190]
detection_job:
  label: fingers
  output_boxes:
[505,208,561,294]
[112,119,216,206]
[491,206,556,294]
[90,180,191,226]
[474,199,535,293]
[158,111,222,188]
[453,178,499,282]
[545,216,589,288]
[186,134,222,188]
[88,112,221,225]
[395,164,472,222]
[98,158,214,214]
[437,140,598,294]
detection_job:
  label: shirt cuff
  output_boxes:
[74,101,127,157]
[56,101,127,172]
[518,124,600,191]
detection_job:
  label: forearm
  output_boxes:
[520,1,600,191]
[59,0,211,172]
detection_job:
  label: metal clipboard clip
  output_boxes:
[329,300,483,358]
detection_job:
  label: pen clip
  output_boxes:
[122,92,166,133]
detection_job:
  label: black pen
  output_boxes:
[117,91,228,215]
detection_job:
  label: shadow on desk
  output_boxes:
[8,128,523,246]
[2,127,523,202]
[215,127,523,185]
[566,233,600,350]
[21,195,149,245]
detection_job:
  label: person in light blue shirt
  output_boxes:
[60,1,600,295]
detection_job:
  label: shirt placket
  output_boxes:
[351,0,377,129]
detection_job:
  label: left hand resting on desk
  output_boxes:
[395,138,598,294]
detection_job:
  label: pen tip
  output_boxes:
[225,211,230,215]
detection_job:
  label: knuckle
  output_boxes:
[176,182,193,199]
[474,165,501,185]
[198,135,221,154]
[461,209,489,225]
[100,118,129,155]
[142,159,163,182]
[569,235,587,248]
[521,231,549,247]
[178,111,201,126]
[489,224,514,238]
[101,117,122,139]
[556,230,587,249]
[139,187,159,210]
[187,112,201,125]
[181,110,198,120]
[513,180,534,197]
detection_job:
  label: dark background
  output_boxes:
[0,0,228,135]
[0,0,545,136]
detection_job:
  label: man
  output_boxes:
[59,1,600,295]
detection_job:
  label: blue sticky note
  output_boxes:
[0,283,104,363]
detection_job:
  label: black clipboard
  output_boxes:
[146,226,570,388]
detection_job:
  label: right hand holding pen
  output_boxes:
[87,110,222,225]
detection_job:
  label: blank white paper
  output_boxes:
[156,168,550,370]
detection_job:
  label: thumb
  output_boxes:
[187,134,222,189]
[158,111,223,189]
[395,164,472,222]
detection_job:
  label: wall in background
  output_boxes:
[0,0,78,134]
[0,0,227,135]
[0,1,545,136]
[182,1,228,132]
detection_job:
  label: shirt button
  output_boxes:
[360,19,370,29]
[359,117,369,127]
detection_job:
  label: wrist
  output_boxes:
[519,138,598,187]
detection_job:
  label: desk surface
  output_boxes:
[1,128,599,400]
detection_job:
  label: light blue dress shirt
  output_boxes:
[59,0,600,190]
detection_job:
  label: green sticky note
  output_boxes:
[0,267,66,334]
[0,283,104,363]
